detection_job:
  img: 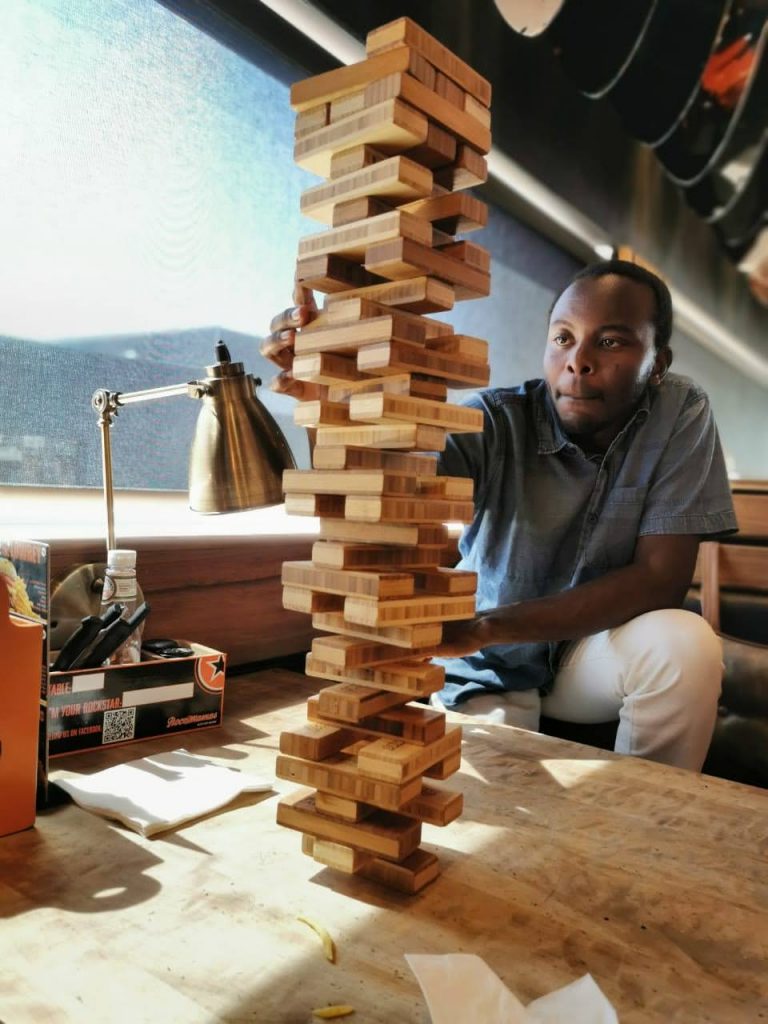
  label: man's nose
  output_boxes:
[566,342,594,375]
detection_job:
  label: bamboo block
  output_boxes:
[312,297,452,338]
[294,399,351,428]
[315,423,447,452]
[316,682,407,721]
[349,392,484,433]
[291,46,424,110]
[279,722,353,761]
[399,192,488,232]
[417,477,474,500]
[464,92,491,128]
[357,339,490,388]
[283,469,417,497]
[329,87,368,123]
[311,541,444,571]
[411,567,477,594]
[433,144,488,191]
[365,238,491,300]
[356,725,462,783]
[311,634,417,669]
[282,585,344,615]
[423,750,462,780]
[294,98,428,176]
[303,834,372,874]
[298,209,432,261]
[435,69,465,108]
[277,766,419,818]
[296,253,380,293]
[312,447,438,476]
[284,493,346,518]
[314,792,373,822]
[324,276,455,314]
[366,17,492,106]
[437,240,491,273]
[295,102,330,136]
[293,351,362,385]
[329,143,387,179]
[328,373,447,404]
[313,611,442,650]
[344,593,476,627]
[399,785,464,826]
[305,655,445,698]
[295,314,427,357]
[332,195,393,227]
[308,695,445,746]
[358,847,440,893]
[318,519,448,548]
[301,155,433,223]
[362,73,490,153]
[344,495,475,524]
[425,334,489,362]
[403,120,456,168]
[282,561,415,599]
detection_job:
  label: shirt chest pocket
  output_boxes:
[589,485,649,569]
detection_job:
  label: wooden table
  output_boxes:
[1,669,766,1023]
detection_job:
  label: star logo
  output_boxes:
[195,652,227,692]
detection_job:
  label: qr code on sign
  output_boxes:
[102,707,136,744]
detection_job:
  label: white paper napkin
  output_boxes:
[406,954,618,1024]
[53,749,273,837]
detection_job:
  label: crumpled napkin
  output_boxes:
[406,954,618,1023]
[53,749,273,837]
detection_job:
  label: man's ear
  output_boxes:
[650,347,673,384]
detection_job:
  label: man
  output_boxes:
[263,260,737,771]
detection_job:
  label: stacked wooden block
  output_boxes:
[276,17,492,894]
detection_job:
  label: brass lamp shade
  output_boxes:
[188,346,296,514]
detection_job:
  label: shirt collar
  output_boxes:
[534,379,652,457]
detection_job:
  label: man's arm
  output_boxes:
[436,533,701,657]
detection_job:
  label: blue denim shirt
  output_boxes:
[435,374,738,708]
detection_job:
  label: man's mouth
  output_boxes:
[557,391,602,401]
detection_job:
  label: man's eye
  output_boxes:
[552,333,569,345]
[600,336,621,348]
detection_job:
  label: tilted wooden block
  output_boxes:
[284,493,346,518]
[365,237,491,300]
[315,423,447,452]
[298,209,432,262]
[282,585,344,615]
[295,313,427,357]
[312,446,438,476]
[358,847,440,893]
[296,252,380,293]
[282,561,415,599]
[291,46,428,110]
[279,722,354,761]
[305,654,445,698]
[399,192,488,233]
[311,633,417,669]
[398,785,464,826]
[311,297,452,339]
[283,468,417,497]
[344,592,476,627]
[276,767,420,818]
[315,681,407,722]
[318,518,448,548]
[300,154,433,223]
[357,339,490,388]
[349,391,484,433]
[323,275,455,314]
[301,833,372,874]
[313,610,442,650]
[311,540,445,571]
[344,494,475,525]
[328,373,447,404]
[293,351,362,385]
[356,724,462,783]
[308,694,445,746]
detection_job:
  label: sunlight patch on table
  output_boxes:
[539,758,610,788]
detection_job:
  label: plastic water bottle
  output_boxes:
[100,549,143,664]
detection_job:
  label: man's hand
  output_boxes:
[259,282,320,401]
[434,614,498,658]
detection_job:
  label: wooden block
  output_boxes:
[332,196,393,227]
[313,611,442,650]
[277,790,422,856]
[464,92,491,129]
[294,399,351,428]
[344,495,475,525]
[284,493,346,518]
[312,447,438,476]
[366,17,492,106]
[344,593,476,627]
[425,334,489,362]
[403,120,456,169]
[319,518,448,548]
[305,655,445,698]
[298,209,432,262]
[399,192,488,233]
[357,339,490,388]
[435,69,465,108]
[329,143,387,179]
[282,585,344,615]
[329,88,367,123]
[356,724,462,783]
[295,102,330,137]
[282,561,415,599]
[291,46,423,110]
[315,791,373,822]
[359,847,440,893]
[349,392,484,433]
[316,682,406,722]
[314,423,447,452]
[328,374,447,404]
[311,541,444,572]
[295,313,427,357]
[279,722,353,761]
[308,695,445,746]
[296,253,380,294]
[277,767,418,819]
[293,351,362,385]
[399,785,464,826]
[423,750,462,780]
[433,144,488,191]
[411,567,477,593]
[313,297,452,339]
[294,98,428,176]
[300,155,433,223]
[436,240,491,273]
[417,477,474,501]
[324,276,455,314]
[311,634,417,669]
[309,837,373,874]
[283,469,416,497]
[362,73,490,153]
[365,238,491,300]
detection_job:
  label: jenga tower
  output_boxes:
[276,17,492,894]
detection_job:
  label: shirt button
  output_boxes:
[588,513,598,525]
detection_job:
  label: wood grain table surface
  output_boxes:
[1,668,766,1023]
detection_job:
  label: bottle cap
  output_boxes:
[106,549,137,570]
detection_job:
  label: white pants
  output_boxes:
[437,609,723,772]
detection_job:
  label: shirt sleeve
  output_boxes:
[437,391,504,505]
[638,389,737,537]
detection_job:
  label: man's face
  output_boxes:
[543,274,668,449]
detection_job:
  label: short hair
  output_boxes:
[549,259,674,350]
